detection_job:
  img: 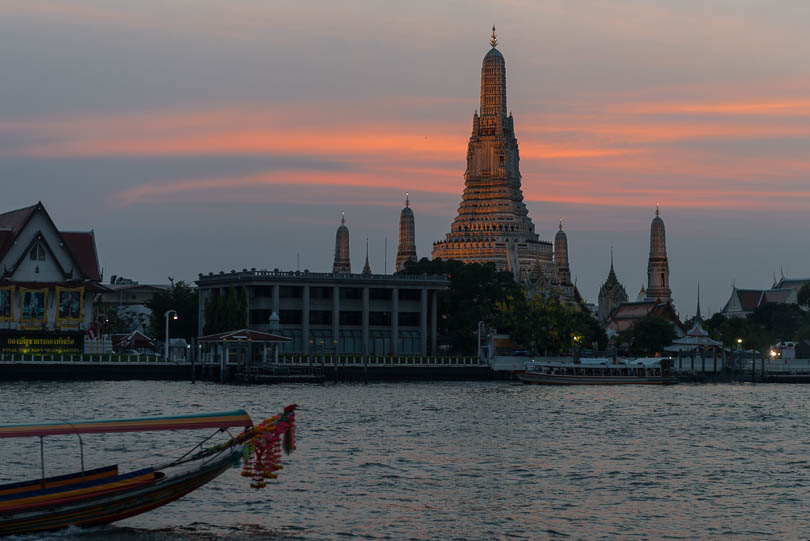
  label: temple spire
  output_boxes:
[490,25,498,47]
[405,192,409,208]
[696,282,702,320]
[361,238,372,275]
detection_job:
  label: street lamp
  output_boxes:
[164,310,178,360]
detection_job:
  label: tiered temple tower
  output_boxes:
[432,27,553,274]
[646,205,671,302]
[396,193,417,271]
[597,248,628,323]
[554,220,571,286]
[332,213,351,274]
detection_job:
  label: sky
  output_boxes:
[1,0,809,318]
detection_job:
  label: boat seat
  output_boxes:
[0,468,156,513]
[0,465,118,497]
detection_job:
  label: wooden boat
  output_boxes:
[0,406,297,536]
[517,358,678,385]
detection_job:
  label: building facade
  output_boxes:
[0,202,102,353]
[197,269,449,356]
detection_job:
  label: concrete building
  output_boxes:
[196,269,449,356]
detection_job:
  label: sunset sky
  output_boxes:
[2,1,809,316]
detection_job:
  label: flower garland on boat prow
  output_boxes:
[240,404,297,489]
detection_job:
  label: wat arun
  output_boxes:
[432,28,558,290]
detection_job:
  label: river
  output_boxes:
[1,380,808,540]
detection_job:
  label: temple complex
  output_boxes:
[603,206,681,335]
[395,193,417,271]
[432,28,554,281]
[332,213,351,274]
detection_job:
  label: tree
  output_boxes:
[798,284,810,308]
[749,303,805,342]
[145,281,199,341]
[202,287,247,335]
[398,258,521,354]
[494,291,606,356]
[618,316,677,356]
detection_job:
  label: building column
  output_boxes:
[272,284,280,315]
[420,288,428,355]
[431,290,437,355]
[332,286,340,353]
[362,287,370,356]
[391,287,399,355]
[302,286,310,354]
[244,286,250,328]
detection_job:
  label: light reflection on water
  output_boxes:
[1,381,809,540]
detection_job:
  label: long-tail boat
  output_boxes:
[0,406,297,536]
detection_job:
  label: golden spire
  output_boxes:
[405,192,410,208]
[341,211,345,225]
[559,219,563,231]
[490,25,498,48]
[656,203,660,217]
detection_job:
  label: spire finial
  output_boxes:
[656,203,660,217]
[341,211,345,225]
[490,25,498,48]
[696,282,702,320]
[559,219,563,231]
[405,192,410,208]
[610,246,614,270]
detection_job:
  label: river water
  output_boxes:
[1,380,809,540]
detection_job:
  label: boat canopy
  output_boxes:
[0,410,253,439]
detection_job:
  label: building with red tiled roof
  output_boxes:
[721,286,798,318]
[0,202,104,353]
[604,300,686,337]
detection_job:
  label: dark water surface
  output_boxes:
[1,381,809,540]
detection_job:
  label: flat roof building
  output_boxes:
[196,269,449,356]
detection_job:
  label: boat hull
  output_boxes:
[0,450,238,536]
[517,372,678,385]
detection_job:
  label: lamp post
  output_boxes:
[164,310,177,361]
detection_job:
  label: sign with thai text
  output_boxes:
[0,332,85,354]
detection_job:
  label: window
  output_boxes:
[499,155,504,167]
[29,242,45,261]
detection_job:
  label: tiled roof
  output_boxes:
[199,329,291,342]
[0,204,38,232]
[60,231,101,282]
[762,289,793,304]
[0,203,102,283]
[735,289,764,312]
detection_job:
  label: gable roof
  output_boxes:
[606,300,686,334]
[199,329,291,343]
[0,203,101,283]
[61,231,101,281]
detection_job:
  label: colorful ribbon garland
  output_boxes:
[240,404,297,489]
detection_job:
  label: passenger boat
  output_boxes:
[0,406,297,536]
[517,357,678,385]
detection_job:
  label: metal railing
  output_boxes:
[0,353,169,364]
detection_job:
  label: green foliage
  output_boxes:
[749,303,805,342]
[493,291,606,356]
[145,281,199,341]
[202,287,247,335]
[798,284,810,308]
[617,316,677,356]
[101,305,149,335]
[398,258,521,354]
